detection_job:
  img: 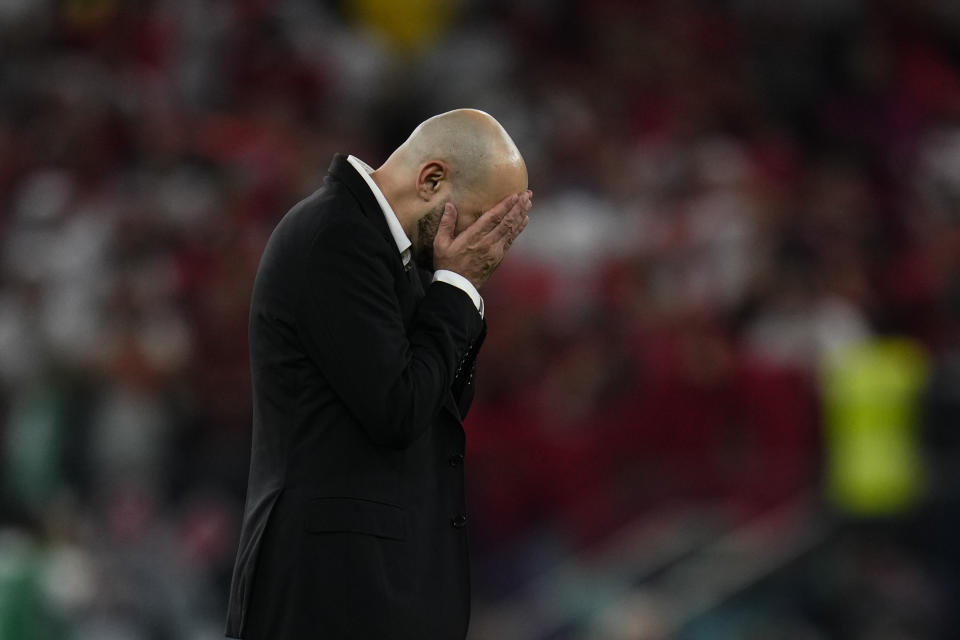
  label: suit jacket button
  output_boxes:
[451,514,467,529]
[448,453,464,467]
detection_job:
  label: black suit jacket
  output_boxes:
[225,154,486,639]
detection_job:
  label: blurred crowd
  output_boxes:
[1,0,960,638]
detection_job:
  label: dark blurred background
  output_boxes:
[1,0,960,638]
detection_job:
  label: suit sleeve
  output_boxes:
[452,325,486,418]
[297,219,484,449]
[418,265,486,419]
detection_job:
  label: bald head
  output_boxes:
[389,109,526,196]
[372,109,528,268]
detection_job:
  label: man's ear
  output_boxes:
[416,161,448,201]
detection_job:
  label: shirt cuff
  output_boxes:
[433,270,484,317]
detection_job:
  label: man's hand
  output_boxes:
[434,190,532,290]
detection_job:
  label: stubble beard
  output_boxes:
[412,200,446,271]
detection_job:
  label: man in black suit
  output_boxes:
[225,109,532,639]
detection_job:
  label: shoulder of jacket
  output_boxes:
[299,188,392,257]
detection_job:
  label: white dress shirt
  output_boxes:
[346,155,484,317]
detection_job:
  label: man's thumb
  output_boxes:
[436,202,457,243]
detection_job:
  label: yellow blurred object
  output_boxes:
[822,338,930,516]
[345,0,455,53]
[62,0,118,31]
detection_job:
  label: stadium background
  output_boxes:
[1,0,959,638]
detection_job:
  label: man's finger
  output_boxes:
[434,202,458,248]
[486,196,528,243]
[502,214,530,250]
[467,193,519,238]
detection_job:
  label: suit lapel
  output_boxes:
[326,154,399,265]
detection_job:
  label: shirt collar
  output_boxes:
[346,155,412,266]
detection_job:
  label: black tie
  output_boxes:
[405,260,424,297]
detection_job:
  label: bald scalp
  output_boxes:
[389,109,524,195]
